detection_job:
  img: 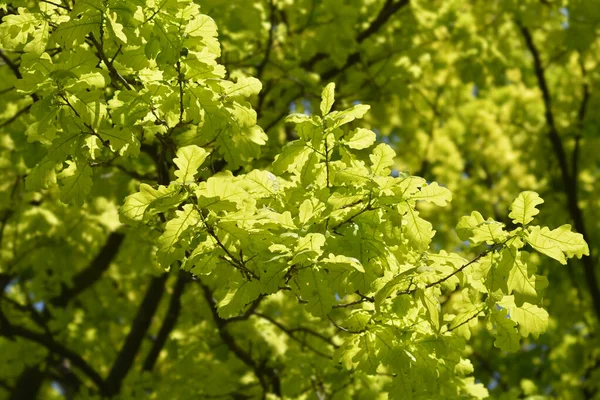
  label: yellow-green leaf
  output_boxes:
[526,225,589,264]
[509,191,544,225]
[174,145,209,184]
[320,82,335,116]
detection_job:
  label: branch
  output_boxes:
[51,232,125,307]
[224,294,266,324]
[104,273,168,396]
[0,323,106,391]
[425,247,496,289]
[256,0,276,80]
[254,0,277,118]
[327,315,366,334]
[518,22,600,321]
[198,280,282,397]
[302,0,410,71]
[0,50,22,79]
[40,0,70,10]
[87,34,132,90]
[0,50,39,102]
[98,163,157,182]
[356,0,410,44]
[0,104,32,129]
[573,55,589,182]
[333,292,374,309]
[176,61,184,124]
[142,272,189,372]
[0,378,11,392]
[8,366,45,400]
[321,52,361,81]
[446,307,483,332]
[254,311,337,357]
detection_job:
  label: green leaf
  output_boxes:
[59,162,93,206]
[173,145,209,184]
[292,233,326,264]
[107,11,127,43]
[26,157,58,191]
[526,225,589,264]
[491,307,520,352]
[157,204,200,268]
[470,220,508,245]
[120,184,187,223]
[374,267,417,308]
[327,104,371,129]
[498,296,549,338]
[409,182,452,206]
[25,97,59,145]
[226,76,262,98]
[184,237,218,275]
[196,175,247,212]
[370,144,396,176]
[97,127,138,155]
[217,278,262,318]
[509,191,544,225]
[241,170,279,197]
[272,140,313,175]
[185,13,218,39]
[320,82,335,116]
[342,128,376,149]
[320,254,365,273]
[297,267,334,317]
[507,255,540,305]
[418,288,441,332]
[456,211,485,242]
[404,208,434,250]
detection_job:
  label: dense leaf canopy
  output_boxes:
[0,0,598,399]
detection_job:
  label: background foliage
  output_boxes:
[0,0,598,399]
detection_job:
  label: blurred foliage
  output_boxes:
[0,0,599,399]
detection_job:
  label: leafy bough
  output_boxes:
[120,83,588,397]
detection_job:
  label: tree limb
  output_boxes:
[51,232,125,308]
[0,322,106,392]
[302,0,410,71]
[87,34,133,91]
[9,366,45,400]
[198,280,282,398]
[104,273,168,396]
[518,22,600,321]
[0,104,32,129]
[142,271,189,372]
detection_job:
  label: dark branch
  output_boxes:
[51,232,125,308]
[573,55,589,182]
[198,280,282,397]
[302,0,410,71]
[357,0,409,43]
[254,313,340,349]
[88,34,133,90]
[256,0,276,80]
[0,104,32,129]
[518,22,600,321]
[255,0,277,117]
[0,50,39,102]
[142,272,189,372]
[425,247,495,289]
[0,50,22,79]
[0,323,106,391]
[8,366,45,400]
[104,273,168,396]
[225,294,266,324]
[446,308,482,332]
